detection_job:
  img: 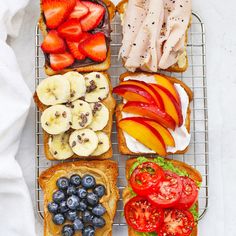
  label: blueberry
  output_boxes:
[65,211,77,222]
[62,224,74,236]
[67,195,80,210]
[93,184,106,198]
[92,216,106,228]
[59,201,69,213]
[57,177,69,190]
[77,199,88,212]
[81,175,96,189]
[53,213,65,225]
[53,190,65,203]
[67,185,77,196]
[87,192,99,206]
[70,174,81,186]
[82,210,93,223]
[77,187,87,199]
[82,225,95,236]
[47,202,58,214]
[73,218,84,231]
[92,204,106,216]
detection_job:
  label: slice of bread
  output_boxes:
[123,157,202,236]
[39,160,119,236]
[116,0,191,73]
[34,72,116,160]
[39,0,116,76]
[115,72,193,156]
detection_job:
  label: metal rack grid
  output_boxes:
[35,12,208,227]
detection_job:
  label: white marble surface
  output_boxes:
[9,0,236,235]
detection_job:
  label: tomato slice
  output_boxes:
[124,196,164,232]
[158,209,194,236]
[148,171,183,208]
[130,162,165,196]
[177,177,199,210]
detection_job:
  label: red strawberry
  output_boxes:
[42,0,76,29]
[58,19,83,41]
[66,32,91,60]
[80,1,105,31]
[41,30,66,54]
[69,0,89,20]
[79,32,107,62]
[50,52,74,71]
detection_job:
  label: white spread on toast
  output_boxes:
[122,75,191,153]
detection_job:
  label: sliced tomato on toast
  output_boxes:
[49,52,74,71]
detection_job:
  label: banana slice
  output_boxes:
[64,72,86,102]
[41,105,72,135]
[49,132,74,160]
[92,132,110,156]
[88,102,109,131]
[36,75,71,105]
[69,129,98,156]
[84,72,109,102]
[70,100,93,129]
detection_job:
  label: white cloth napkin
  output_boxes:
[0,1,36,235]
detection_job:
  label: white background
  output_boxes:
[9,0,236,235]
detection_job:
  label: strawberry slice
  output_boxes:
[50,52,74,71]
[69,0,89,20]
[66,32,91,60]
[79,32,107,62]
[80,1,105,31]
[58,19,83,41]
[42,0,76,29]
[41,30,66,54]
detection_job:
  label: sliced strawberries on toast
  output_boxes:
[80,1,105,31]
[42,0,76,29]
[49,52,74,71]
[69,0,89,20]
[41,30,66,54]
[78,32,107,62]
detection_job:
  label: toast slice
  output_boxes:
[116,72,193,156]
[33,72,116,160]
[116,0,191,73]
[123,157,202,236]
[39,160,119,236]
[39,0,116,76]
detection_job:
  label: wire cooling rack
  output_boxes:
[35,12,208,228]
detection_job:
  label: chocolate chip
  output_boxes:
[98,141,103,145]
[71,141,76,147]
[77,135,82,141]
[84,138,89,143]
[55,111,60,117]
[86,80,97,93]
[45,122,49,126]
[54,151,58,155]
[96,74,100,78]
[62,111,67,118]
[69,121,72,126]
[133,43,136,46]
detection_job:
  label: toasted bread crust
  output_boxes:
[39,0,116,75]
[123,158,202,236]
[39,160,119,236]
[34,72,116,160]
[116,0,191,73]
[116,72,192,156]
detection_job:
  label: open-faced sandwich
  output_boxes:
[39,0,115,75]
[113,72,193,156]
[116,0,192,73]
[123,157,202,236]
[34,71,116,160]
[39,160,119,236]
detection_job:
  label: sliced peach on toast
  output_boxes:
[142,118,175,147]
[154,74,181,105]
[151,84,183,127]
[118,117,167,156]
[122,101,176,130]
[113,84,156,104]
[120,80,164,109]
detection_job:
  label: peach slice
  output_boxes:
[154,75,181,105]
[122,101,176,130]
[120,80,164,109]
[142,118,175,147]
[113,84,157,104]
[118,117,167,156]
[151,84,183,127]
